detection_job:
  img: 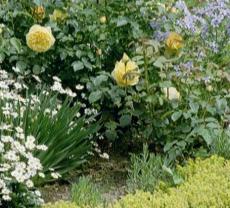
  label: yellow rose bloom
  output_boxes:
[112,53,140,87]
[166,32,183,51]
[32,6,45,21]
[170,7,178,14]
[26,24,55,53]
[50,9,68,22]
[100,16,107,24]
[163,87,180,100]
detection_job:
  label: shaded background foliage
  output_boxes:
[0,0,229,163]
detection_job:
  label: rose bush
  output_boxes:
[0,0,229,162]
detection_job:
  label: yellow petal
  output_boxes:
[122,53,130,63]
[163,87,180,100]
[166,32,183,50]
[126,60,138,72]
[112,61,126,86]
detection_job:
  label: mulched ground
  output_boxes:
[40,155,129,204]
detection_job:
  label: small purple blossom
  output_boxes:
[182,61,193,71]
[202,76,211,84]
[154,31,169,42]
[209,42,219,53]
[150,21,160,30]
[173,65,181,77]
[175,0,230,32]
[227,24,230,36]
[201,24,209,39]
[174,0,229,54]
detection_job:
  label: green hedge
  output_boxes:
[113,155,230,208]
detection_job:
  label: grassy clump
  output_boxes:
[71,177,103,208]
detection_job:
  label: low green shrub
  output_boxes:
[113,155,230,208]
[71,177,103,208]
[43,201,79,208]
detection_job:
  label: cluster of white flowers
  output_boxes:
[90,140,109,160]
[0,129,46,204]
[0,69,60,205]
[51,76,76,97]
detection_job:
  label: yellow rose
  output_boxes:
[206,85,213,92]
[32,6,45,22]
[163,87,180,100]
[50,9,68,22]
[166,32,183,51]
[112,53,140,87]
[96,48,102,56]
[26,25,55,53]
[170,7,178,14]
[100,16,107,24]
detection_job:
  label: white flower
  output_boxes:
[14,82,22,90]
[2,188,10,195]
[39,172,45,178]
[27,156,42,171]
[36,145,48,151]
[0,142,4,152]
[51,81,65,94]
[52,110,58,117]
[15,132,25,140]
[163,87,180,100]
[3,195,11,201]
[25,135,36,150]
[35,190,41,197]
[26,180,34,188]
[12,141,26,153]
[15,127,23,133]
[44,108,51,114]
[51,172,61,179]
[0,163,10,172]
[75,84,84,90]
[65,88,76,97]
[4,150,19,161]
[0,179,6,189]
[52,76,62,82]
[0,123,11,130]
[100,152,109,160]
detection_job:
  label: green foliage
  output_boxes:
[112,0,230,162]
[43,201,79,208]
[0,0,152,146]
[0,0,229,164]
[126,145,169,192]
[71,177,103,208]
[22,92,99,181]
[113,155,230,208]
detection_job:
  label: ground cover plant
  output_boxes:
[113,155,230,208]
[0,0,229,207]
